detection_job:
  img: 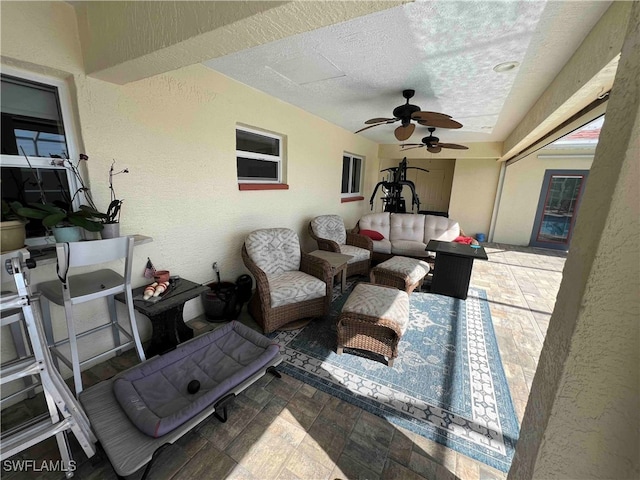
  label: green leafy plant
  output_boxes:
[17,202,104,232]
[16,152,104,232]
[1,199,28,223]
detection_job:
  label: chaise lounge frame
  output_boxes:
[79,341,282,479]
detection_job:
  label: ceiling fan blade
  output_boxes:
[411,111,452,121]
[399,143,423,147]
[365,117,396,125]
[400,146,424,151]
[394,123,415,141]
[417,117,463,129]
[355,123,388,134]
[427,146,442,154]
[439,143,469,150]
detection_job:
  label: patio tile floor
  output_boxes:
[1,243,565,479]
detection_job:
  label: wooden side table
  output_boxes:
[115,278,209,357]
[426,240,488,300]
[309,250,353,293]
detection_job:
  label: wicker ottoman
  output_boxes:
[370,256,431,294]
[336,283,409,367]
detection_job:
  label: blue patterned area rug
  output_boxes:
[270,281,520,472]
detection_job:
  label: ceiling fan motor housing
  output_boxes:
[393,104,421,125]
[423,134,439,146]
[424,127,438,146]
[394,89,420,126]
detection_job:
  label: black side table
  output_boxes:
[116,279,209,357]
[426,240,488,300]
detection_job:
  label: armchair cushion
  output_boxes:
[339,245,371,264]
[245,228,301,274]
[266,271,326,308]
[310,215,347,245]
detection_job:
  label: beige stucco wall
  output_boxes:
[509,2,640,476]
[0,1,379,380]
[449,159,501,240]
[492,155,593,245]
[0,1,84,76]
[73,64,379,266]
[75,1,404,84]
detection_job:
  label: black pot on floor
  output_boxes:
[235,275,253,304]
[201,282,238,322]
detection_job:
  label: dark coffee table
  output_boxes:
[426,240,488,300]
[116,278,209,357]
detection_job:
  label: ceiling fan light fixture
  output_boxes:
[493,61,520,73]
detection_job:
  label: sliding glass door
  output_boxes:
[530,170,588,250]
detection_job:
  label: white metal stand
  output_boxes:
[0,249,97,478]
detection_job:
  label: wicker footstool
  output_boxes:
[370,256,431,294]
[336,283,409,367]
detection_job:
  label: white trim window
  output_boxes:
[341,153,363,197]
[236,126,283,183]
[1,68,80,245]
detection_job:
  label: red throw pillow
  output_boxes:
[453,235,474,245]
[359,229,384,241]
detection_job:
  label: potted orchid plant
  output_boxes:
[15,152,129,242]
[17,153,104,242]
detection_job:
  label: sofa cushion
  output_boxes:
[371,239,392,254]
[390,214,425,242]
[424,215,460,243]
[391,240,429,258]
[339,244,371,263]
[359,212,390,239]
[245,228,301,274]
[266,271,326,308]
[311,215,347,245]
[359,229,384,241]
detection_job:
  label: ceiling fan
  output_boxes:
[400,127,469,153]
[355,89,463,141]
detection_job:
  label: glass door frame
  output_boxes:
[529,169,589,250]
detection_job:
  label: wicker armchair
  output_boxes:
[308,215,372,277]
[241,228,333,334]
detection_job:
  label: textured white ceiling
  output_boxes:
[203,0,610,145]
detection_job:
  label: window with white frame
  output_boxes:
[341,153,363,197]
[1,71,79,245]
[236,126,283,183]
